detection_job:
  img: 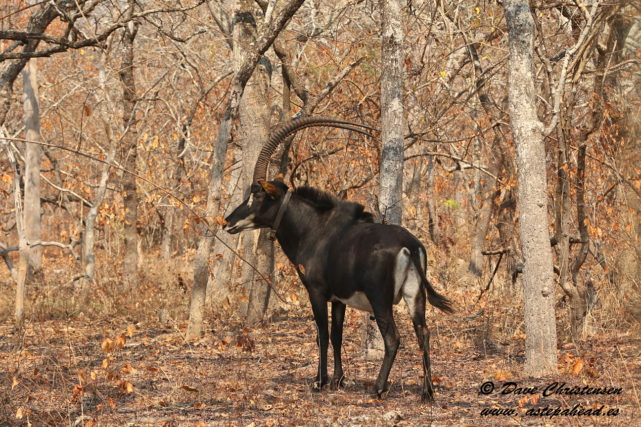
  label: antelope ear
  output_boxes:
[259,180,282,197]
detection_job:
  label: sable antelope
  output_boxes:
[224,116,453,401]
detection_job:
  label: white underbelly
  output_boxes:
[331,291,374,313]
[329,247,426,315]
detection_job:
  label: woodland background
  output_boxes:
[0,0,640,425]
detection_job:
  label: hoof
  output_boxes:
[422,382,435,402]
[372,382,390,399]
[312,376,329,391]
[421,390,435,403]
[330,375,345,390]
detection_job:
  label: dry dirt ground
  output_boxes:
[1,295,639,426]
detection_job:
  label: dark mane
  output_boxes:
[294,186,338,210]
[294,186,374,222]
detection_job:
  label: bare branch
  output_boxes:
[544,0,602,136]
[26,240,80,260]
[304,57,365,115]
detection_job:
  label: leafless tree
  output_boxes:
[503,0,557,376]
[186,0,307,340]
[362,0,405,360]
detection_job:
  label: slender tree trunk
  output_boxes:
[22,59,42,274]
[5,138,28,335]
[569,144,590,338]
[464,41,507,278]
[247,229,274,323]
[207,161,243,305]
[232,0,273,323]
[364,0,404,359]
[15,244,28,336]
[160,130,184,260]
[119,18,139,288]
[468,165,496,276]
[378,0,404,225]
[452,170,467,233]
[160,209,174,259]
[0,2,59,127]
[613,14,641,308]
[552,8,624,339]
[503,0,557,376]
[186,0,306,340]
[555,122,573,314]
[496,187,519,288]
[162,118,191,259]
[11,57,44,337]
[425,155,441,245]
[84,143,114,283]
[82,52,117,284]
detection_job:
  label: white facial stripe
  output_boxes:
[246,193,254,207]
[233,213,256,229]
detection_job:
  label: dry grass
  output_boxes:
[1,252,640,425]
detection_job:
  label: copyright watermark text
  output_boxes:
[479,381,622,397]
[478,381,622,418]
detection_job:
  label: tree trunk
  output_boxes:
[119,15,139,289]
[160,128,184,260]
[378,0,404,225]
[186,0,306,340]
[496,188,520,288]
[15,250,28,337]
[503,0,557,376]
[233,0,273,323]
[0,2,59,127]
[246,230,274,323]
[162,114,193,259]
[452,169,467,233]
[82,52,116,285]
[364,0,404,359]
[5,138,28,335]
[464,39,507,278]
[425,155,441,245]
[568,144,590,339]
[160,209,175,259]
[553,7,624,339]
[468,165,496,277]
[84,144,114,283]
[613,13,641,315]
[22,59,42,274]
[207,161,243,305]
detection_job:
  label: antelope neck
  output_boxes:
[268,190,292,240]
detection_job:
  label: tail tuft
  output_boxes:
[421,273,454,313]
[426,285,454,313]
[411,246,454,313]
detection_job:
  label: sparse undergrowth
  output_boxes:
[1,254,640,426]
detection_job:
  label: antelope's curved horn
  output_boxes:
[253,116,378,183]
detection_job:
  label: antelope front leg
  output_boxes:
[330,301,346,389]
[309,292,329,390]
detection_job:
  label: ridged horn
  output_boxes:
[253,116,378,183]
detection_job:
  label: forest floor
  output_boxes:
[1,282,640,426]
